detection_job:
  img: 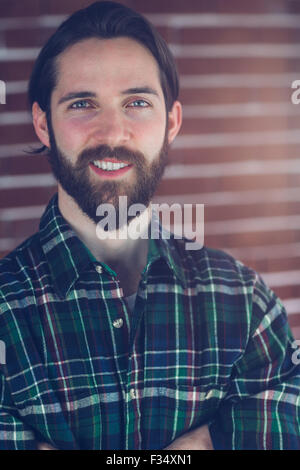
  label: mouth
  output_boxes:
[89,158,133,179]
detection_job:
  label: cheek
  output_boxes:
[52,116,93,152]
[133,117,166,149]
[51,110,166,156]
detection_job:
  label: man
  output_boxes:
[0,1,299,450]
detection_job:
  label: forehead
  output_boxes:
[54,37,161,91]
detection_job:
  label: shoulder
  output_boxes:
[173,237,258,286]
[0,232,42,307]
[196,246,275,308]
[174,237,277,311]
[176,239,286,331]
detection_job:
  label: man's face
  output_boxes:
[42,37,180,227]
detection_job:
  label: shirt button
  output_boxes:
[205,390,214,400]
[95,265,102,274]
[113,318,123,328]
[129,388,137,399]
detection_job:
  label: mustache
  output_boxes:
[77,145,146,168]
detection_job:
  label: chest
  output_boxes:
[3,280,249,449]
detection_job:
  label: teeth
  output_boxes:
[93,160,129,171]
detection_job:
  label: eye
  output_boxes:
[127,99,150,108]
[69,100,93,109]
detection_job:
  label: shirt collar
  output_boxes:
[144,208,187,288]
[39,194,94,298]
[39,194,187,298]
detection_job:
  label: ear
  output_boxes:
[32,102,50,148]
[167,100,182,144]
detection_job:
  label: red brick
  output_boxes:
[0,187,56,209]
[0,0,41,17]
[180,115,299,135]
[157,173,292,195]
[136,0,269,14]
[1,61,35,82]
[170,144,300,165]
[203,201,300,223]
[1,153,51,175]
[179,87,293,106]
[0,124,37,145]
[269,285,300,301]
[4,93,29,112]
[287,315,300,331]
[176,57,300,75]
[179,28,292,46]
[241,256,300,274]
[5,27,55,48]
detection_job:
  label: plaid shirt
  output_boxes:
[0,194,299,450]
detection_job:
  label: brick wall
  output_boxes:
[1,0,300,337]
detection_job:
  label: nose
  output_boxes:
[91,108,130,148]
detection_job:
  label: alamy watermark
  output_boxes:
[95,197,204,250]
[291,340,300,365]
[291,80,300,104]
[0,340,6,365]
[0,80,5,104]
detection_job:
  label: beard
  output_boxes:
[46,121,169,229]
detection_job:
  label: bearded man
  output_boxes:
[0,1,299,450]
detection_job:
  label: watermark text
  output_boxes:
[0,80,6,104]
[95,197,204,250]
[291,339,300,365]
[0,340,6,365]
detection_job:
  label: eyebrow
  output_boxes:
[57,87,159,105]
[57,91,97,105]
[121,87,159,97]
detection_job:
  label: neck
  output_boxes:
[57,186,151,271]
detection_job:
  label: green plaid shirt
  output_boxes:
[0,194,299,450]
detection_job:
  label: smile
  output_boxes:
[92,160,130,171]
[89,160,132,179]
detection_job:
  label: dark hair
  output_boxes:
[28,1,179,153]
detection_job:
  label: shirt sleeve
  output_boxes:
[0,372,37,450]
[208,276,300,450]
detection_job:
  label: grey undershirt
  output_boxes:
[125,292,137,314]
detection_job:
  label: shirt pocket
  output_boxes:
[158,384,226,449]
